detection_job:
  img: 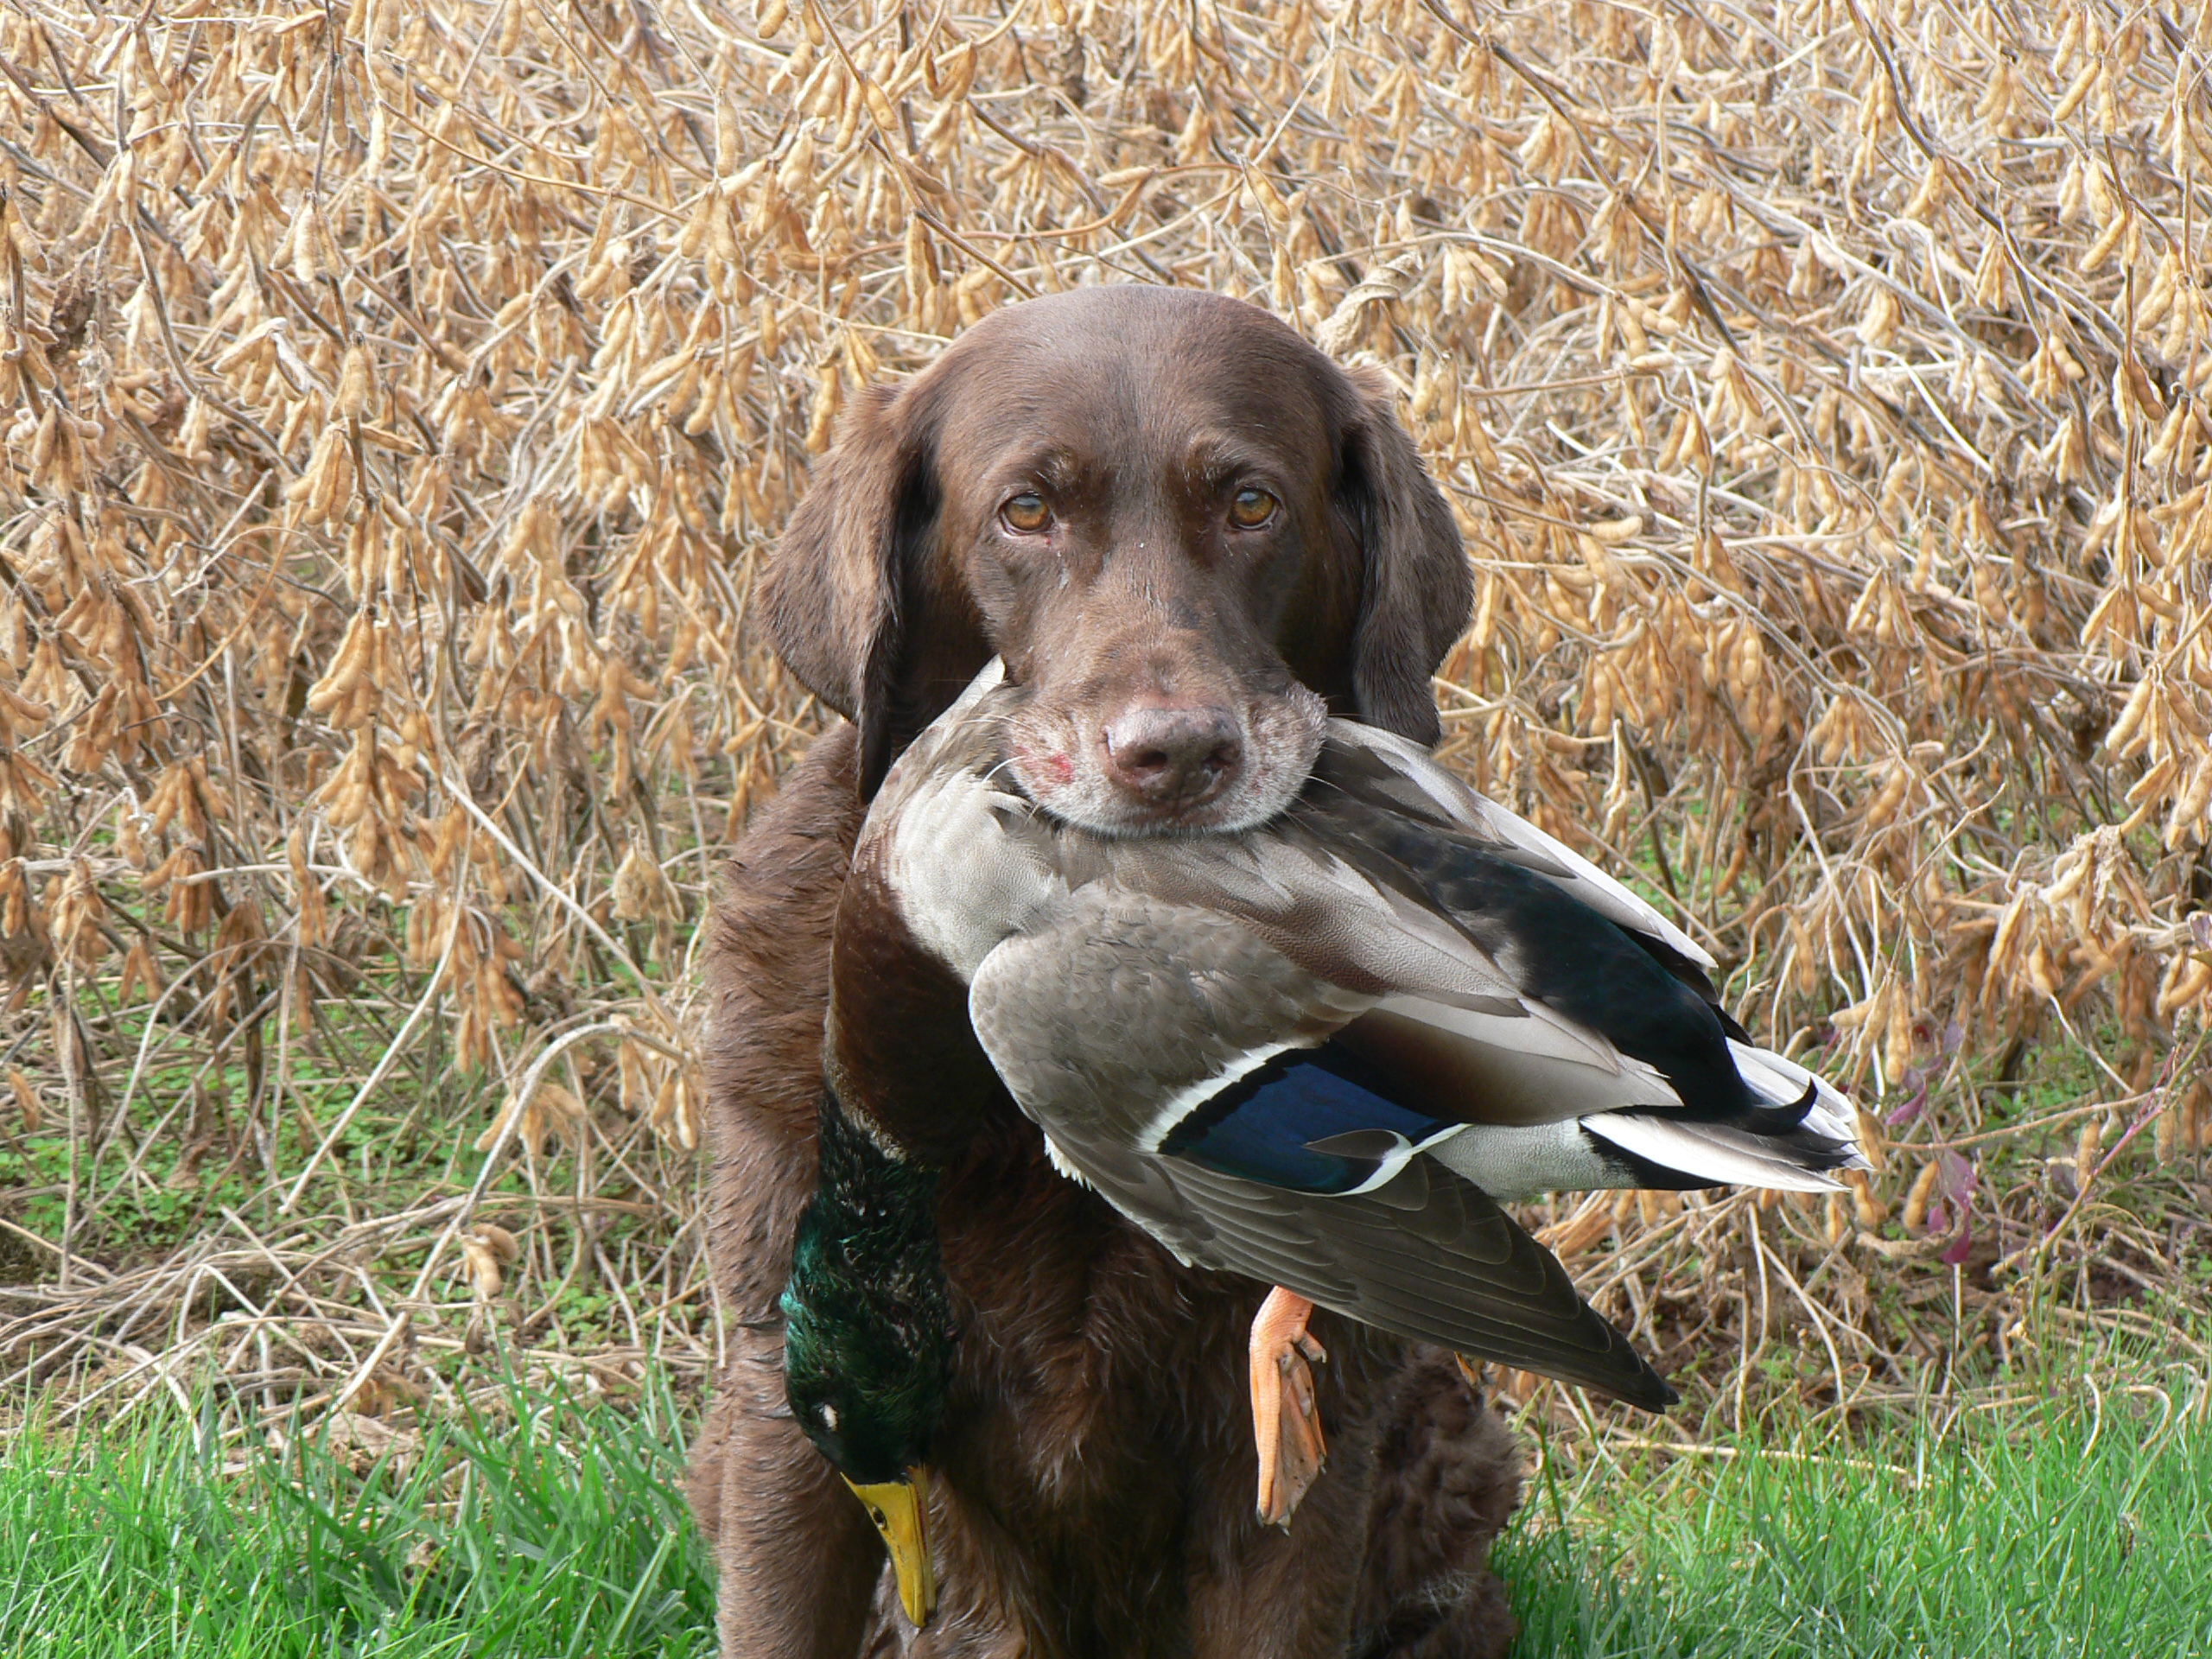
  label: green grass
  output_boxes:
[5,1375,2208,1656]
[1499,1394,2212,1657]
[0,1376,715,1658]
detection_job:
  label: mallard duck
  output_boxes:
[784,661,1862,1624]
[779,1077,957,1624]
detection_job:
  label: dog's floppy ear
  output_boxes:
[1338,365,1473,747]
[760,384,929,798]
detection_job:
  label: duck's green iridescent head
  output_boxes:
[781,1088,957,1625]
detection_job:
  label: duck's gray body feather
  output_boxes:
[865,663,1863,1408]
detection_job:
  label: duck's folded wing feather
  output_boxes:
[1260,793,1826,1134]
[1311,724,1715,973]
[1025,1116,1675,1409]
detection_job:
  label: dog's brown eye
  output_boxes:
[1001,493,1050,533]
[1229,487,1277,529]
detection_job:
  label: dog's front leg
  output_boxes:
[1181,1372,1377,1659]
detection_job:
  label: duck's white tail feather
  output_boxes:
[1581,1112,1847,1193]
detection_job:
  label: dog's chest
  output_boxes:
[926,1125,1394,1641]
[939,1121,1255,1463]
[926,1138,1260,1643]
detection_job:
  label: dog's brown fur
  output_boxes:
[689,289,1522,1657]
[758,286,1470,817]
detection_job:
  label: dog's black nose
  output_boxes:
[1100,703,1243,807]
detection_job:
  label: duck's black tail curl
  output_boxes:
[1733,1076,1821,1138]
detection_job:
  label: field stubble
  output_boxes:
[0,0,2207,1453]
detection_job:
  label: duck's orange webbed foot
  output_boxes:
[1249,1286,1327,1529]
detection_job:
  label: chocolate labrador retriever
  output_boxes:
[688,287,1522,1657]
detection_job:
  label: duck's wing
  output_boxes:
[1246,737,1858,1163]
[1311,722,1719,979]
[966,891,1675,1408]
[1099,795,1807,1142]
[1052,1126,1675,1409]
[986,823,1856,1201]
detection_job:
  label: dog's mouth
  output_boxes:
[1003,683,1327,837]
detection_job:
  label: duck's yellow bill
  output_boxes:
[844,1471,937,1626]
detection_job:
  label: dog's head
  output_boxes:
[762,286,1471,833]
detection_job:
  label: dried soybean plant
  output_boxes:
[0,0,2206,1426]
